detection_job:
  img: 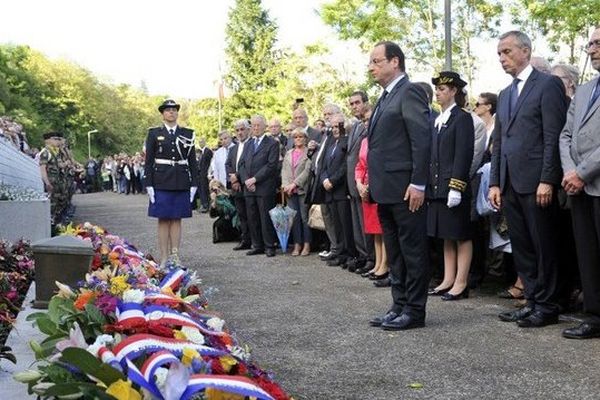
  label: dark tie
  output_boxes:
[509,78,520,118]
[586,79,600,115]
[253,138,259,153]
[374,90,388,117]
[169,128,174,135]
[330,141,337,158]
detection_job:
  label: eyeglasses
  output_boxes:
[235,128,246,131]
[368,57,389,66]
[474,102,488,107]
[586,39,600,50]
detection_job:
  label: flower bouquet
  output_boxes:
[16,223,290,400]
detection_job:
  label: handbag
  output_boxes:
[307,204,326,231]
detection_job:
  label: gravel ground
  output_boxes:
[73,192,600,400]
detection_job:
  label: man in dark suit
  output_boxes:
[347,91,374,273]
[293,108,321,144]
[239,114,279,257]
[196,137,213,212]
[226,119,252,251]
[367,41,431,331]
[489,31,568,327]
[559,26,600,339]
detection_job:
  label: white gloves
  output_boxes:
[190,186,198,202]
[147,187,155,204]
[447,189,461,208]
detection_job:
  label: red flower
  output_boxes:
[254,376,290,400]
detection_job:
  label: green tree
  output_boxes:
[510,0,600,65]
[320,0,503,82]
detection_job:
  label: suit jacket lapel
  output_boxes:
[369,76,407,136]
[506,69,538,131]
[581,78,600,126]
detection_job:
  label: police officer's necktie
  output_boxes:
[586,79,600,115]
[169,129,174,136]
[509,78,521,118]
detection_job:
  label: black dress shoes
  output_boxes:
[355,265,372,275]
[320,253,337,261]
[381,314,425,331]
[516,311,558,328]
[373,277,391,288]
[498,306,533,322]
[441,288,469,301]
[265,248,276,257]
[428,287,450,296]
[327,258,345,267]
[233,242,251,251]
[369,311,399,327]
[246,248,265,256]
[369,271,389,281]
[562,323,600,339]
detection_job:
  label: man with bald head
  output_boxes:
[293,108,321,143]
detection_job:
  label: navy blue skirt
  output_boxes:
[148,190,192,219]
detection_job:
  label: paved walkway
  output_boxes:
[5,192,599,399]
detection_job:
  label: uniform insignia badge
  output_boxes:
[157,136,165,141]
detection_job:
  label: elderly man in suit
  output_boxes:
[239,114,280,257]
[293,108,321,144]
[347,91,374,273]
[559,26,600,339]
[196,137,213,213]
[367,41,432,331]
[226,119,252,251]
[489,31,569,328]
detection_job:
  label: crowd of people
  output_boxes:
[195,29,600,340]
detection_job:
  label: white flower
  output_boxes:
[32,382,55,394]
[83,222,93,229]
[13,370,42,383]
[229,345,250,361]
[206,317,225,332]
[55,281,75,298]
[154,367,169,389]
[122,288,145,304]
[87,334,115,357]
[180,326,205,344]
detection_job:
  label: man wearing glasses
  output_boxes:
[559,26,600,339]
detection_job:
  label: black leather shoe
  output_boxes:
[428,287,451,296]
[364,260,376,270]
[562,323,600,339]
[373,277,391,288]
[441,288,469,301]
[327,258,344,267]
[381,314,425,331]
[498,306,533,322]
[321,253,337,261]
[246,248,265,256]
[233,242,251,251]
[369,271,389,281]
[369,311,399,327]
[346,258,359,272]
[356,265,372,275]
[265,249,276,257]
[516,311,558,328]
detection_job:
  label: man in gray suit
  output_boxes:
[559,26,600,339]
[489,31,569,328]
[346,91,374,273]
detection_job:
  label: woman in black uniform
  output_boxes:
[144,99,199,266]
[426,72,474,300]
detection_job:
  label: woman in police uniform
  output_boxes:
[144,99,199,266]
[426,72,474,301]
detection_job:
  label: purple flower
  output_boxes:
[95,293,118,314]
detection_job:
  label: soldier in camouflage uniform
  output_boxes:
[39,132,65,225]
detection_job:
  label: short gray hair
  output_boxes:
[234,119,250,129]
[551,63,579,86]
[499,30,532,51]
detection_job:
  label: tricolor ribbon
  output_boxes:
[123,357,163,399]
[181,374,274,400]
[160,268,186,291]
[113,334,226,362]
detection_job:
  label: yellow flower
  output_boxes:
[181,347,200,366]
[219,355,238,373]
[205,388,244,400]
[105,379,141,400]
[173,329,187,341]
[109,275,130,296]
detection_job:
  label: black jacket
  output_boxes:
[320,135,349,202]
[238,135,279,197]
[143,126,199,190]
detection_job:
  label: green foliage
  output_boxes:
[0,44,160,160]
[510,0,600,63]
[60,347,125,386]
[320,0,503,80]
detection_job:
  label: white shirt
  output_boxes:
[164,123,178,134]
[236,139,248,170]
[210,143,233,186]
[434,103,457,131]
[515,64,534,95]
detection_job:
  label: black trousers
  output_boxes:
[331,198,356,260]
[350,195,374,261]
[233,194,250,245]
[503,182,559,314]
[198,175,210,209]
[570,193,600,323]
[378,202,430,320]
[245,195,276,250]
